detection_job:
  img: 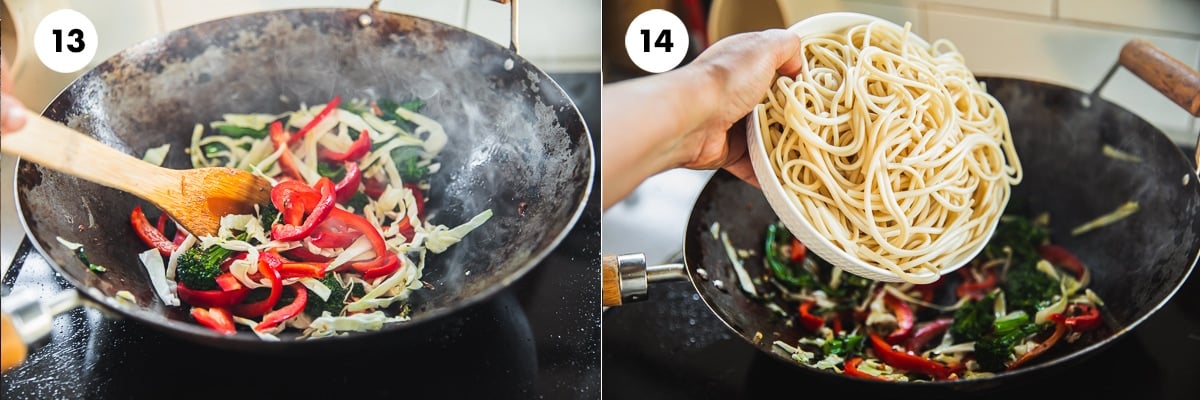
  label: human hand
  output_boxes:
[1,58,29,134]
[670,29,803,186]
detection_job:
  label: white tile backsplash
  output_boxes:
[158,0,468,31]
[1059,0,1200,36]
[464,0,602,72]
[926,10,1199,144]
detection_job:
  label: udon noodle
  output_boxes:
[757,21,1021,282]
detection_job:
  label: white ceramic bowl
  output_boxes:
[747,12,994,283]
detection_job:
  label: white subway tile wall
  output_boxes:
[777,0,1200,145]
[464,0,603,72]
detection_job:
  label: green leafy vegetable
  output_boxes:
[391,145,428,182]
[822,334,865,357]
[974,311,1039,371]
[215,125,267,138]
[344,192,370,211]
[764,223,819,290]
[1003,261,1058,314]
[258,202,280,229]
[317,162,347,181]
[984,215,1048,261]
[951,293,996,342]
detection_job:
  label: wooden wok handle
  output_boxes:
[1119,38,1200,117]
[1,312,27,373]
[602,255,623,307]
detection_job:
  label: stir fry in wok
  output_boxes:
[128,96,491,339]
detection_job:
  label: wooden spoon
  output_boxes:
[1,114,272,237]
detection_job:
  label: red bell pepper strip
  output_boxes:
[1008,313,1068,370]
[797,300,825,331]
[191,307,236,335]
[172,229,187,247]
[178,283,250,308]
[269,121,303,181]
[956,269,997,301]
[215,273,243,292]
[1064,303,1102,332]
[255,284,308,332]
[312,217,361,248]
[283,246,333,262]
[131,206,177,256]
[319,129,371,162]
[1038,245,1087,279]
[325,208,393,274]
[233,252,283,317]
[789,237,806,263]
[905,318,953,352]
[361,254,401,280]
[271,178,337,241]
[364,176,387,199]
[155,213,167,236]
[334,161,362,203]
[869,333,957,380]
[884,294,914,343]
[405,183,426,220]
[278,262,326,279]
[844,357,887,380]
[271,180,322,225]
[290,96,341,144]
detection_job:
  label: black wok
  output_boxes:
[9,7,592,351]
[610,40,1199,392]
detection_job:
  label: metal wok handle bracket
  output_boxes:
[491,0,520,54]
[602,253,687,307]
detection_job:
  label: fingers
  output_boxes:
[757,29,803,77]
[722,117,760,188]
[1,93,28,134]
[724,154,760,189]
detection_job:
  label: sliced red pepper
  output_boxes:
[155,213,167,236]
[884,294,915,343]
[797,300,825,331]
[269,120,303,181]
[271,178,337,241]
[956,269,997,301]
[172,229,187,247]
[1038,245,1087,279]
[364,176,387,199]
[312,217,361,248]
[290,96,341,144]
[255,284,308,332]
[869,333,957,380]
[405,183,426,220]
[178,283,249,308]
[190,307,236,335]
[844,357,887,380]
[334,161,362,203]
[1064,303,1102,332]
[319,129,371,162]
[131,206,177,256]
[283,246,333,262]
[361,254,401,280]
[326,208,394,275]
[831,313,844,334]
[1008,313,1068,370]
[215,273,243,292]
[271,180,322,226]
[789,237,806,263]
[278,262,326,279]
[232,252,283,317]
[905,318,953,352]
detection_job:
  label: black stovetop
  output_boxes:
[0,72,601,400]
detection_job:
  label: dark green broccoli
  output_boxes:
[316,162,347,181]
[344,192,370,212]
[391,145,428,182]
[258,202,280,229]
[951,293,996,342]
[984,215,1049,261]
[175,244,234,290]
[1003,261,1058,314]
[822,334,865,357]
[305,274,351,317]
[974,311,1039,371]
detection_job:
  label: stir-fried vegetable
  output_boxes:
[764,214,1108,380]
[130,96,490,338]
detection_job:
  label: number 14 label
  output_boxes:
[624,9,689,74]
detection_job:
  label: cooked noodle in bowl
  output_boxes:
[751,15,1021,283]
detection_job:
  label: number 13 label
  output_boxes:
[34,9,98,73]
[625,9,689,74]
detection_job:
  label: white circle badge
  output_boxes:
[624,9,689,74]
[33,9,99,74]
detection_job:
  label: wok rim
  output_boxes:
[682,74,1200,387]
[11,7,596,347]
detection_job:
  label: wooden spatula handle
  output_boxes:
[1119,38,1200,117]
[602,255,623,307]
[1,312,27,373]
[0,113,178,198]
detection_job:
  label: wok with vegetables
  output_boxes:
[761,215,1105,380]
[15,9,591,350]
[128,97,493,338]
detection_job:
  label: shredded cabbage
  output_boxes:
[141,144,171,166]
[424,209,494,253]
[55,236,84,250]
[139,248,180,306]
[305,311,410,338]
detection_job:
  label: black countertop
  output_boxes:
[0,72,601,400]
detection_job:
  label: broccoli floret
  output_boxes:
[176,245,234,290]
[391,146,428,182]
[316,161,346,181]
[974,312,1039,371]
[951,293,996,342]
[344,192,370,212]
[258,202,280,229]
[984,215,1049,261]
[1003,261,1058,314]
[822,334,865,357]
[305,274,351,317]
